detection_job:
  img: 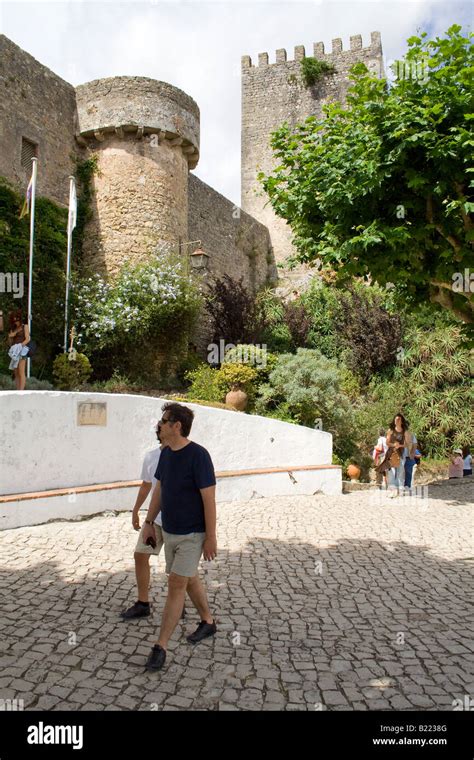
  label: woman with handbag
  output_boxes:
[386,413,412,496]
[7,309,30,390]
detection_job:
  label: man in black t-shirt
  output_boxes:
[142,402,217,671]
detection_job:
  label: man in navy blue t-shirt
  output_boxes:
[142,402,217,671]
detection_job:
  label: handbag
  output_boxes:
[390,448,401,468]
[375,448,400,474]
[25,340,37,357]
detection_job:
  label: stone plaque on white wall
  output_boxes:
[77,402,107,426]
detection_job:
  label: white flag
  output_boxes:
[67,178,77,235]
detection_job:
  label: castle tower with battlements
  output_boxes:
[0,30,385,297]
[75,76,200,276]
[241,32,384,265]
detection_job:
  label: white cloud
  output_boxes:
[2,1,472,206]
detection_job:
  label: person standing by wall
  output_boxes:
[404,432,419,489]
[386,414,412,496]
[120,421,184,622]
[373,428,388,487]
[462,446,472,477]
[141,402,217,672]
[448,448,464,479]
[7,310,29,390]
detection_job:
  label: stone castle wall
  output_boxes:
[241,32,384,264]
[0,31,384,297]
[188,172,277,294]
[0,34,80,206]
[75,77,199,277]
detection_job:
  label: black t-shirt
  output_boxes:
[155,441,216,535]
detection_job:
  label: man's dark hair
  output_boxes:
[162,402,194,437]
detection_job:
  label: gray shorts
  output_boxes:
[162,530,205,577]
[134,523,164,556]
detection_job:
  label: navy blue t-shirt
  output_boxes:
[155,441,216,535]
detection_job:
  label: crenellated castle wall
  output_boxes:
[241,32,384,264]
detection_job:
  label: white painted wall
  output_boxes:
[0,391,336,496]
[0,468,342,530]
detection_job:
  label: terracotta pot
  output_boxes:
[347,463,361,482]
[225,384,248,411]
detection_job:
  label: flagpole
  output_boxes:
[26,157,38,380]
[63,176,76,353]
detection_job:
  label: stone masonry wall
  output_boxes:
[0,34,80,205]
[75,76,202,277]
[81,135,189,277]
[188,172,277,294]
[241,32,384,264]
[187,173,278,355]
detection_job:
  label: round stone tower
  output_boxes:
[75,76,200,277]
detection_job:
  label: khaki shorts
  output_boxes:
[134,523,164,556]
[162,530,205,577]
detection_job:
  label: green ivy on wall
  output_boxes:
[0,176,68,378]
[300,57,335,86]
[72,153,99,266]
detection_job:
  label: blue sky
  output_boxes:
[1,1,472,205]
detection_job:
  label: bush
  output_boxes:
[0,373,54,390]
[282,301,312,350]
[223,344,278,383]
[254,289,293,353]
[254,348,357,460]
[83,370,137,394]
[302,280,402,380]
[216,362,258,403]
[337,284,402,383]
[72,254,203,382]
[353,325,474,458]
[185,364,223,403]
[26,377,54,390]
[0,373,14,390]
[205,275,262,345]
[53,352,92,390]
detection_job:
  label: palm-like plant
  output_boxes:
[401,326,473,456]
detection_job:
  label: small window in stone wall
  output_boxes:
[21,137,38,170]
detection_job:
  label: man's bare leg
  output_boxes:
[134,552,151,602]
[157,573,188,649]
[186,574,213,623]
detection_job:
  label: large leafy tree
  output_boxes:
[260,25,474,325]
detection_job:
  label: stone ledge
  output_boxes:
[0,464,342,504]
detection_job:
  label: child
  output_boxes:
[448,449,464,479]
[373,428,388,487]
[462,446,472,477]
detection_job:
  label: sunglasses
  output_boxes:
[157,417,174,426]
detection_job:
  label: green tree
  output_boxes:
[260,25,474,326]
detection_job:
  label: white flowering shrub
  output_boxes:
[73,255,203,355]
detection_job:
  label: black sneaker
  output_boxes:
[186,619,217,644]
[120,601,150,619]
[145,644,166,671]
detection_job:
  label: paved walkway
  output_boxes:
[0,481,472,711]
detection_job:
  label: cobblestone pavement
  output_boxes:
[0,480,472,711]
